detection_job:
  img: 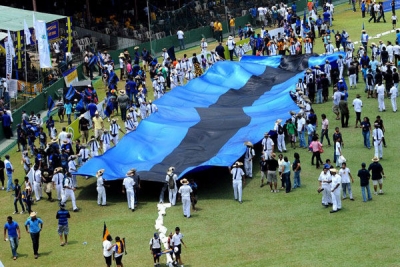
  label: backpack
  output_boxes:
[168,174,175,190]
[151,237,161,248]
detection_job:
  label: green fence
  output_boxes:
[109,14,252,65]
[0,63,87,143]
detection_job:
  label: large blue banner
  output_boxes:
[383,0,400,12]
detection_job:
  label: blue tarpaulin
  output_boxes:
[76,53,342,182]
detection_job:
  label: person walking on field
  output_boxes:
[96,169,108,206]
[4,216,21,260]
[56,202,70,246]
[177,29,185,50]
[329,168,342,213]
[243,141,255,178]
[358,162,373,202]
[339,162,354,200]
[122,170,135,212]
[24,211,43,259]
[178,178,193,218]
[318,164,332,207]
[166,167,178,206]
[172,227,186,267]
[229,161,245,203]
[368,156,385,195]
[150,232,162,266]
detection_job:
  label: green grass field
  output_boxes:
[1,4,400,267]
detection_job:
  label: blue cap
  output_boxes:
[323,164,330,169]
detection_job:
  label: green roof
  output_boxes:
[0,5,66,32]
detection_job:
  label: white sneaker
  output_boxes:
[12,211,17,214]
[379,190,384,194]
[374,192,378,195]
[270,190,274,193]
[1,187,4,190]
[20,211,25,214]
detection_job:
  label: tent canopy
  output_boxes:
[0,5,66,32]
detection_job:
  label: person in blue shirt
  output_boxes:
[250,6,257,25]
[25,211,43,259]
[316,15,323,37]
[56,202,71,246]
[2,111,12,139]
[4,216,21,260]
[323,10,330,25]
[64,101,72,125]
[292,2,297,13]
[87,100,98,118]
[361,1,366,17]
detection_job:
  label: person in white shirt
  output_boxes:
[33,165,42,201]
[68,155,78,188]
[274,119,286,152]
[386,41,394,63]
[122,170,135,211]
[329,168,342,213]
[325,41,335,55]
[337,55,345,79]
[318,164,332,207]
[96,169,107,206]
[109,119,121,145]
[53,41,60,63]
[161,48,169,66]
[229,161,245,203]
[258,6,267,25]
[261,132,274,159]
[118,53,125,80]
[58,127,68,145]
[149,233,162,266]
[77,143,90,164]
[297,114,306,148]
[324,60,332,83]
[243,141,255,178]
[352,94,363,127]
[146,100,158,116]
[61,172,79,212]
[200,38,208,54]
[88,136,100,157]
[124,114,135,133]
[372,123,384,158]
[177,29,185,50]
[172,227,186,266]
[339,162,354,200]
[178,178,193,218]
[170,68,178,89]
[166,167,178,205]
[52,167,64,201]
[103,234,114,267]
[101,129,112,153]
[175,59,185,85]
[375,81,386,112]
[226,36,236,61]
[304,40,313,54]
[389,84,398,112]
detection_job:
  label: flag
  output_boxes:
[103,222,110,241]
[24,19,31,44]
[65,84,75,100]
[47,96,55,118]
[98,52,105,67]
[5,30,15,80]
[36,20,52,68]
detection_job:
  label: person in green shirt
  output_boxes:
[286,118,296,149]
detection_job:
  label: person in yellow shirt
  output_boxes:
[214,20,219,41]
[229,16,236,37]
[92,111,104,145]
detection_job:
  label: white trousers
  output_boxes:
[233,180,243,202]
[349,74,356,87]
[71,175,77,188]
[55,184,63,200]
[244,159,253,178]
[126,190,135,209]
[168,188,178,205]
[321,183,332,205]
[112,135,119,145]
[391,97,397,111]
[97,186,106,205]
[61,189,77,210]
[378,94,385,111]
[339,66,344,79]
[103,143,110,153]
[277,134,286,152]
[182,197,191,217]
[331,189,341,211]
[33,181,42,201]
[374,140,383,158]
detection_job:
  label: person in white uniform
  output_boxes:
[243,141,255,178]
[330,168,342,213]
[375,81,386,112]
[52,167,64,201]
[96,169,107,206]
[88,136,100,157]
[122,170,135,212]
[318,164,332,207]
[166,167,178,206]
[200,38,208,54]
[68,155,78,188]
[124,114,136,134]
[109,119,121,145]
[146,100,158,117]
[78,143,90,164]
[178,178,193,218]
[352,94,363,128]
[61,172,79,212]
[275,119,287,152]
[33,165,42,201]
[372,123,384,159]
[389,84,398,112]
[229,161,245,204]
[261,132,274,159]
[100,129,112,153]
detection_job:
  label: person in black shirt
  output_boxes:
[260,155,268,187]
[368,156,385,195]
[361,117,372,149]
[357,162,372,201]
[266,153,279,192]
[13,179,25,214]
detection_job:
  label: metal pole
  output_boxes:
[147,0,153,54]
[25,36,28,86]
[224,0,229,37]
[32,0,37,11]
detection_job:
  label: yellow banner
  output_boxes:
[66,17,72,53]
[64,67,78,86]
[17,31,22,69]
